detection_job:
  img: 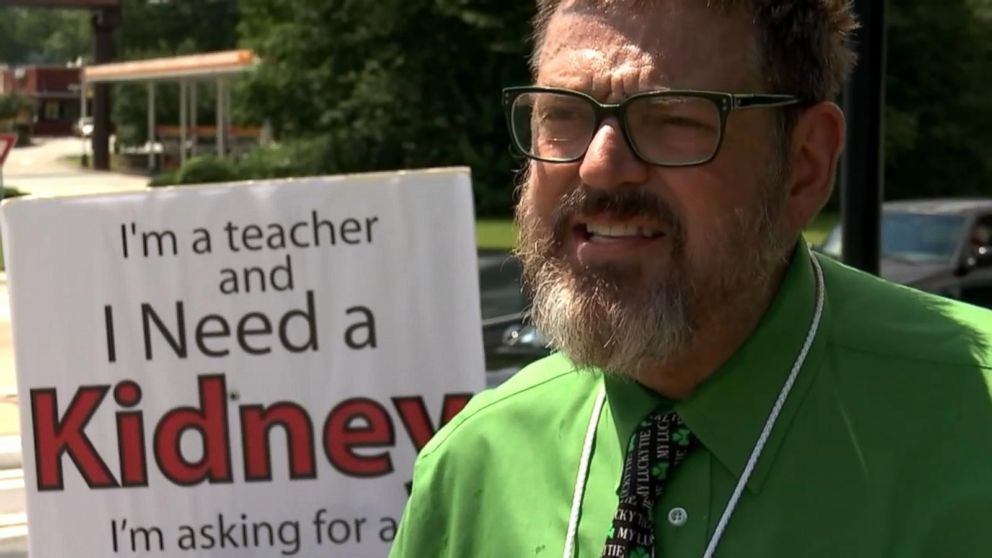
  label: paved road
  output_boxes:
[0,137,150,556]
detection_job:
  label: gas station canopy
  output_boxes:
[78,49,260,170]
[82,49,258,83]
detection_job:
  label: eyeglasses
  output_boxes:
[502,86,803,167]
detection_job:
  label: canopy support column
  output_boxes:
[190,81,198,157]
[147,81,156,173]
[179,79,188,167]
[216,78,226,158]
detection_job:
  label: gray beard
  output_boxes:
[525,253,696,376]
[515,165,790,378]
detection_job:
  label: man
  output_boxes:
[392,1,992,556]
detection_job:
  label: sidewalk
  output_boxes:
[0,272,19,471]
[0,270,24,554]
[3,137,148,198]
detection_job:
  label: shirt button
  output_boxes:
[668,507,688,527]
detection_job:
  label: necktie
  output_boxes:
[601,410,695,558]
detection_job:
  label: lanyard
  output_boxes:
[562,249,827,558]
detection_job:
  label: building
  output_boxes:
[0,65,84,136]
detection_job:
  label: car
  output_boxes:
[817,198,992,308]
[477,249,550,386]
[74,116,94,138]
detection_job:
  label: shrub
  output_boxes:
[148,170,178,187]
[2,186,28,199]
[236,138,332,181]
[151,139,332,188]
[175,155,239,185]
[0,94,29,120]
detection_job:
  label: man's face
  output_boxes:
[517,1,795,377]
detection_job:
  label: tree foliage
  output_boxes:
[0,7,89,65]
[0,94,31,119]
[117,0,239,55]
[237,0,535,216]
[884,0,992,200]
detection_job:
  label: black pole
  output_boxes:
[840,0,887,275]
[90,6,119,171]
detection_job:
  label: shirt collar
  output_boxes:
[604,242,829,494]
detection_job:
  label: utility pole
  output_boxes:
[90,5,120,171]
[840,0,887,275]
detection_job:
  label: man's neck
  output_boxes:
[635,262,791,400]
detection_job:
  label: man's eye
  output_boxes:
[646,113,710,129]
[541,107,579,121]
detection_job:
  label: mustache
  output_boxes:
[550,185,683,243]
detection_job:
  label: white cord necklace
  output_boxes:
[562,250,827,558]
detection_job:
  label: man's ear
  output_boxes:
[784,102,846,233]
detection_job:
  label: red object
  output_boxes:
[0,133,15,167]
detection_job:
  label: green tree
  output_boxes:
[0,94,30,119]
[116,0,239,55]
[0,7,89,65]
[884,0,992,200]
[238,0,535,216]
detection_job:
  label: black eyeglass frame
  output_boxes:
[502,86,804,167]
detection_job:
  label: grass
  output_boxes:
[476,220,519,249]
[477,211,840,251]
[0,186,30,272]
[804,212,838,246]
[60,154,85,168]
[1,186,26,200]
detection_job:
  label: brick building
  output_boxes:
[0,65,84,136]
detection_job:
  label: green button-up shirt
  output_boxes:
[391,246,992,557]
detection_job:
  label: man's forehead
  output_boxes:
[536,1,760,95]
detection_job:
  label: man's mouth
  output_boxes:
[578,222,666,243]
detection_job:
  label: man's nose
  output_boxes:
[578,119,650,188]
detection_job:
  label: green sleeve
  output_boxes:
[389,450,451,558]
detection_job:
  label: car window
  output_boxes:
[882,213,966,263]
[820,212,967,264]
[478,254,527,320]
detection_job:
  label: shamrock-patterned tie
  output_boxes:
[601,409,696,558]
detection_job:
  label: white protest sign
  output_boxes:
[0,167,485,557]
